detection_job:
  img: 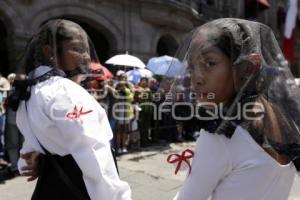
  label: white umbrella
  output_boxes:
[146,55,184,77]
[135,68,153,78]
[105,54,146,69]
[126,69,153,85]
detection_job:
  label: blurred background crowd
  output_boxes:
[0,54,202,181]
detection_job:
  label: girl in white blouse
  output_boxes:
[9,19,131,200]
[174,18,299,200]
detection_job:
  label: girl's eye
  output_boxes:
[72,46,80,51]
[72,46,85,53]
[70,44,89,54]
[205,61,217,68]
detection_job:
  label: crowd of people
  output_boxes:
[85,69,198,155]
[0,73,24,177]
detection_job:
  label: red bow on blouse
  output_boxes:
[167,149,194,175]
[66,105,93,124]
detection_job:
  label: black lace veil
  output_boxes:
[164,18,300,171]
[8,19,102,110]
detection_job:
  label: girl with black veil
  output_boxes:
[172,18,300,200]
[9,19,131,200]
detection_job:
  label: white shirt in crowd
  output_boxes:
[17,66,132,200]
[174,126,297,200]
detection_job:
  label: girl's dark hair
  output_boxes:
[199,24,242,64]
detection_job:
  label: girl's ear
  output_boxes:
[246,53,262,75]
[233,53,262,91]
[235,53,261,78]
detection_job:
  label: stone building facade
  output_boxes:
[0,0,201,75]
[0,0,298,76]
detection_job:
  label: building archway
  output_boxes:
[29,4,122,54]
[156,35,179,56]
[78,21,110,63]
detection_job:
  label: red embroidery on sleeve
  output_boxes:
[66,105,93,124]
[167,149,194,175]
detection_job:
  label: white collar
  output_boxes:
[28,66,65,79]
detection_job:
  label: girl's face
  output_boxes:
[189,31,235,106]
[58,28,91,72]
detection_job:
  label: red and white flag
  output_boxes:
[283,0,298,64]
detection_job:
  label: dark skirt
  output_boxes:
[31,154,90,200]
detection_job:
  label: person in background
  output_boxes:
[0,74,11,170]
[116,70,126,81]
[3,74,23,175]
[174,85,187,142]
[115,73,134,154]
[134,77,154,147]
[104,80,119,150]
[7,73,16,86]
